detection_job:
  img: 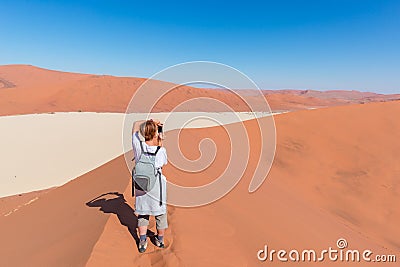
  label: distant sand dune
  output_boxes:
[1,64,398,116]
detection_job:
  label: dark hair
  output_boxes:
[140,120,157,141]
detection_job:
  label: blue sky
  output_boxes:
[1,0,399,93]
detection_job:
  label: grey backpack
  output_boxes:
[132,142,163,205]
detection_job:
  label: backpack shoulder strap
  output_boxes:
[140,142,161,156]
[158,170,162,206]
[139,141,145,153]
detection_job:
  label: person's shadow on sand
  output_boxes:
[86,192,142,246]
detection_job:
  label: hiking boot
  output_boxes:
[155,236,165,248]
[138,239,147,253]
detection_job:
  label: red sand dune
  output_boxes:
[262,89,400,102]
[0,156,130,266]
[1,101,399,266]
[0,188,54,217]
[1,65,398,115]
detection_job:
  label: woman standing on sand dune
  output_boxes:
[132,119,168,253]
